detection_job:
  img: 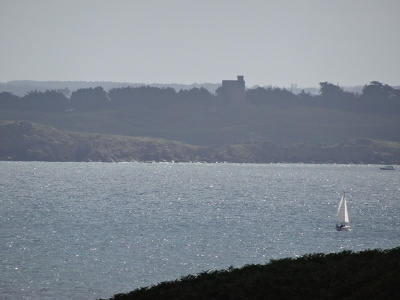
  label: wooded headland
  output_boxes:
[1,81,399,163]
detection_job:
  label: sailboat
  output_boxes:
[336,192,350,231]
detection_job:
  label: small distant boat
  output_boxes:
[380,165,395,170]
[336,192,350,231]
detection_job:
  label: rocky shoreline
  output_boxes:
[1,121,399,164]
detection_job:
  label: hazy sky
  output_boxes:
[1,0,399,87]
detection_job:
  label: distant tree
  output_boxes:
[246,86,297,105]
[108,86,135,107]
[318,82,356,109]
[318,82,344,99]
[297,89,315,104]
[0,92,22,110]
[246,87,268,104]
[70,87,110,111]
[109,86,178,109]
[138,86,177,107]
[360,81,400,113]
[361,81,397,101]
[55,87,71,97]
[215,86,223,98]
[178,87,214,103]
[22,90,69,112]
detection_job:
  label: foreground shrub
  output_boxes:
[100,247,400,300]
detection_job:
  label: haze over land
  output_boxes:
[1,80,400,163]
[1,0,399,163]
[1,0,399,88]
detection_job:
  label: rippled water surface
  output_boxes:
[1,162,399,299]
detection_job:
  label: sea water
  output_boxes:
[0,162,399,299]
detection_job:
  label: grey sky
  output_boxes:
[1,0,399,88]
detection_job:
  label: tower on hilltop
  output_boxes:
[221,75,246,103]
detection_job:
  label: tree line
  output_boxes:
[0,81,399,114]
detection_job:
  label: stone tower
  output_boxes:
[221,75,246,103]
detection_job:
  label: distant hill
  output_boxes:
[1,80,399,150]
[1,121,399,163]
[100,247,400,300]
[0,121,219,162]
[1,101,399,149]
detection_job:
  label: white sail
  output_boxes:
[336,193,349,223]
[343,196,349,223]
[336,192,350,230]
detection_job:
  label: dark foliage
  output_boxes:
[246,81,400,114]
[1,81,399,151]
[22,90,70,112]
[178,87,215,104]
[0,92,22,110]
[100,247,400,300]
[246,86,298,106]
[70,86,110,111]
[359,81,400,113]
[108,86,179,109]
[0,81,399,114]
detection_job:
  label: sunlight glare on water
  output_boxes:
[0,162,399,299]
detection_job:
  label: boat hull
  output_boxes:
[336,224,350,231]
[380,165,395,170]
